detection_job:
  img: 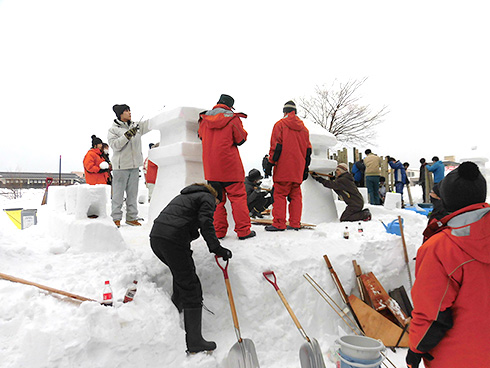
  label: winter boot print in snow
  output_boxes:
[184,308,216,353]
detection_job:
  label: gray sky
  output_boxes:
[1,0,489,174]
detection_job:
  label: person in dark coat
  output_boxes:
[149,183,232,354]
[245,168,273,218]
[418,158,427,203]
[262,154,270,178]
[311,163,371,222]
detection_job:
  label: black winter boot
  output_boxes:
[184,308,216,353]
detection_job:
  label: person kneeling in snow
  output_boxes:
[149,183,232,354]
[245,168,273,218]
[310,163,371,222]
[407,162,490,368]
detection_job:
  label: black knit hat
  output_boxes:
[439,161,487,212]
[247,169,263,182]
[283,100,297,114]
[91,135,103,147]
[113,104,130,119]
[217,94,234,109]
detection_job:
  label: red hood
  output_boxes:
[281,111,307,131]
[200,104,247,129]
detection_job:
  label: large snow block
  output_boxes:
[301,129,339,224]
[149,107,204,147]
[384,192,402,210]
[47,186,66,211]
[75,184,108,220]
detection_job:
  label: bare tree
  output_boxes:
[298,78,388,145]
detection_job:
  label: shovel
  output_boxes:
[216,256,260,368]
[263,271,326,368]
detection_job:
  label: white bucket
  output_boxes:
[336,335,385,360]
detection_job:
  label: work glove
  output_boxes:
[310,172,322,182]
[264,161,273,177]
[212,245,232,261]
[99,161,109,170]
[405,349,434,368]
[303,169,309,181]
[124,126,138,140]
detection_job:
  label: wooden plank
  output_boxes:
[349,295,409,347]
[250,218,316,228]
[360,272,409,327]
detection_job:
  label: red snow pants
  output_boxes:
[272,181,302,229]
[214,182,251,238]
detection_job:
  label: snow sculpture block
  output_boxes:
[358,187,369,204]
[384,192,402,210]
[301,124,339,224]
[74,184,108,220]
[148,107,206,223]
[47,186,66,211]
[65,185,79,215]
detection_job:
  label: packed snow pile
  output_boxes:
[0,185,430,368]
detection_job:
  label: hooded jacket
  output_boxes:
[427,160,445,183]
[198,104,248,182]
[268,111,312,183]
[388,160,407,183]
[107,118,150,170]
[83,148,109,185]
[409,202,490,367]
[314,172,364,210]
[150,184,220,252]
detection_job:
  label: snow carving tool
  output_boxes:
[263,271,326,368]
[41,177,53,205]
[216,256,260,368]
[397,215,413,288]
[0,272,96,303]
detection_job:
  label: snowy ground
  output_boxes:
[0,184,432,368]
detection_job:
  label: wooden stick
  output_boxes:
[352,260,366,302]
[397,216,413,288]
[0,272,96,303]
[324,254,363,331]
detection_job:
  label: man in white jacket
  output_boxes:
[108,104,151,227]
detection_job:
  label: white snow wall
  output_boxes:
[148,107,206,224]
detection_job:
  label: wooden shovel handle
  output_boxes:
[215,257,241,340]
[263,271,310,342]
[0,272,96,303]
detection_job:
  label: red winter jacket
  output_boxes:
[198,104,248,182]
[83,148,109,185]
[268,111,311,183]
[409,203,490,368]
[144,158,158,184]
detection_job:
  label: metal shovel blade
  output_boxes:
[299,338,326,368]
[225,338,260,368]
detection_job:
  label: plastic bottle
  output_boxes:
[343,226,349,239]
[102,280,113,307]
[358,222,364,235]
[123,280,138,303]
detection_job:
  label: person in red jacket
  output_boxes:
[198,94,255,240]
[83,135,110,185]
[407,161,489,368]
[143,143,159,202]
[264,101,311,231]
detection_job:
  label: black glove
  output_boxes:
[124,126,138,140]
[264,161,273,177]
[310,172,322,182]
[303,169,309,181]
[212,245,232,261]
[406,349,434,368]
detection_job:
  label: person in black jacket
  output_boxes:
[245,169,273,218]
[311,163,371,222]
[150,183,232,354]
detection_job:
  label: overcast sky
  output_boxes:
[1,0,489,174]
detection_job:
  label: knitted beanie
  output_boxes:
[439,161,487,212]
[113,104,130,119]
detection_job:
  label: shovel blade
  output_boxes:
[299,338,326,368]
[225,338,260,368]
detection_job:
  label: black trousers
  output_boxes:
[340,205,368,222]
[150,237,203,309]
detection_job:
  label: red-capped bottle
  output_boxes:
[102,280,113,307]
[123,280,138,303]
